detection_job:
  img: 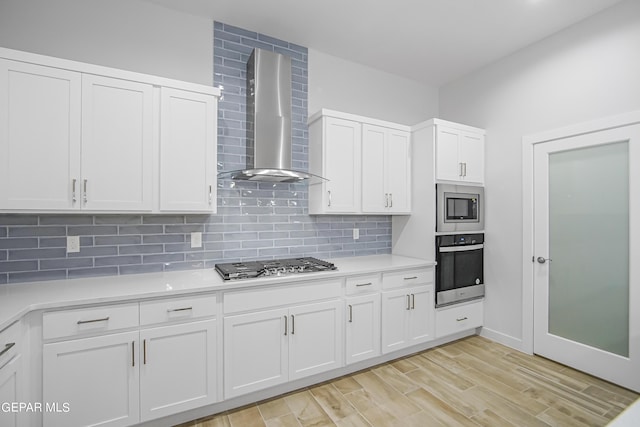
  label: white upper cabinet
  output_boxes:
[362,124,411,214]
[160,88,217,212]
[0,48,220,213]
[435,124,485,184]
[309,109,411,215]
[81,75,154,211]
[0,59,81,210]
[309,115,362,214]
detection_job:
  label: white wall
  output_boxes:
[309,49,439,125]
[0,0,214,85]
[439,0,640,350]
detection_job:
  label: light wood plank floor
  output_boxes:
[177,336,638,427]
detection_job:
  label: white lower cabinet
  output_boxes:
[345,294,381,364]
[43,331,140,427]
[435,299,484,338]
[224,300,343,399]
[381,285,435,354]
[42,295,218,427]
[1,321,23,427]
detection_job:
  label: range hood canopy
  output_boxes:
[218,48,324,183]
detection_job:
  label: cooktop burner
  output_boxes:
[215,257,337,280]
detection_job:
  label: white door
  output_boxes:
[160,88,217,212]
[81,75,153,211]
[289,300,342,381]
[43,331,140,427]
[0,355,21,427]
[386,130,411,213]
[458,131,484,183]
[223,308,288,398]
[407,286,435,346]
[0,59,81,210]
[381,289,410,354]
[323,117,361,213]
[533,123,640,392]
[435,126,462,182]
[361,124,386,213]
[345,294,381,364]
[139,319,217,422]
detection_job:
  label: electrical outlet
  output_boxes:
[191,232,202,248]
[353,228,360,240]
[67,236,80,253]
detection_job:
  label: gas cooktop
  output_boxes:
[215,257,337,281]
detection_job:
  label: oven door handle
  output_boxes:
[438,243,484,253]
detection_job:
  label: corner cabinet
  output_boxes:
[0,322,23,427]
[0,48,220,213]
[435,122,485,184]
[308,109,411,215]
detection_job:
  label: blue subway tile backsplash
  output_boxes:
[0,23,391,285]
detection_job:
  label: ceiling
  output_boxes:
[145,0,623,87]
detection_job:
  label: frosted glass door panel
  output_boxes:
[548,141,629,357]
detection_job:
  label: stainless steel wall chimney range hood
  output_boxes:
[218,48,321,183]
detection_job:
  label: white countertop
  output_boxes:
[0,254,433,331]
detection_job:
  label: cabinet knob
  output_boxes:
[328,190,332,207]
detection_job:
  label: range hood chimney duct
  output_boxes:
[218,48,320,183]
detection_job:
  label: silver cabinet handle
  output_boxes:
[132,341,135,367]
[77,316,109,325]
[406,295,411,310]
[143,339,147,365]
[209,185,213,204]
[389,193,393,208]
[284,315,288,336]
[328,190,332,207]
[456,317,468,322]
[348,305,353,323]
[459,162,464,177]
[291,315,295,335]
[83,179,88,203]
[72,179,77,203]
[411,294,415,309]
[385,193,389,207]
[404,276,418,280]
[463,163,467,177]
[356,282,373,287]
[167,307,193,313]
[0,342,15,358]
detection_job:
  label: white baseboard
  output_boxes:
[480,327,528,354]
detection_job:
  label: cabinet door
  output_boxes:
[0,59,81,210]
[81,75,153,211]
[323,117,361,213]
[386,130,411,213]
[381,289,410,354]
[160,88,217,212]
[43,331,140,427]
[139,319,217,422]
[458,131,484,184]
[435,126,462,182]
[407,286,435,346]
[289,300,343,381]
[361,124,386,213]
[0,355,21,427]
[345,294,381,364]
[223,308,288,398]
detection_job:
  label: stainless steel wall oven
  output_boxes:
[435,233,484,307]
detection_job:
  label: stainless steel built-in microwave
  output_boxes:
[436,184,484,232]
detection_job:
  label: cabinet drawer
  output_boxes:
[382,269,432,289]
[345,274,381,295]
[224,279,342,314]
[0,321,20,366]
[435,300,483,338]
[140,294,217,326]
[43,303,139,340]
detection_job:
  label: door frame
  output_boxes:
[521,111,640,355]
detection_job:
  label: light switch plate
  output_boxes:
[67,236,80,253]
[353,228,360,240]
[191,232,202,248]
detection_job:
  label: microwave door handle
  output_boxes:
[438,244,484,252]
